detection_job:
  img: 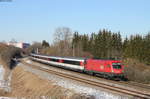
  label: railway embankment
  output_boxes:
[0,61,93,98]
[10,65,94,98]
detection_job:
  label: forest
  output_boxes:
[72,29,150,65]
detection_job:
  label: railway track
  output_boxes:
[21,59,150,99]
[120,81,150,90]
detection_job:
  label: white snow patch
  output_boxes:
[0,64,11,92]
[26,60,32,64]
[0,65,5,80]
[0,97,16,99]
[41,66,49,69]
[0,64,6,89]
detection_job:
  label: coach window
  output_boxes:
[50,58,59,62]
[63,60,80,66]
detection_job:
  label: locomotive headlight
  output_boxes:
[112,70,114,72]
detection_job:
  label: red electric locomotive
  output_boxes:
[85,59,125,80]
[30,53,126,80]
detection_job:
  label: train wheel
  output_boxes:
[93,73,95,76]
[89,72,94,75]
[86,71,94,76]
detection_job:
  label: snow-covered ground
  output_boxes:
[0,65,5,81]
[0,98,16,99]
[0,64,8,90]
[0,64,12,98]
[22,60,136,99]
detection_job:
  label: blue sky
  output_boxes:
[0,0,150,43]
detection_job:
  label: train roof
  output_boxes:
[31,53,86,62]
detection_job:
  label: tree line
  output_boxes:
[32,27,150,65]
[72,29,150,65]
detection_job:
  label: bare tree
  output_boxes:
[25,42,42,54]
[53,27,73,56]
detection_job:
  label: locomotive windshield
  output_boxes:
[112,63,121,69]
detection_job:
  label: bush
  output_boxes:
[0,45,22,69]
[124,58,150,84]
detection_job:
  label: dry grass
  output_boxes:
[11,66,70,98]
[124,58,150,84]
[0,89,11,96]
[0,44,21,69]
[10,66,92,99]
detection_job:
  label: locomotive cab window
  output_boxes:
[112,63,121,69]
